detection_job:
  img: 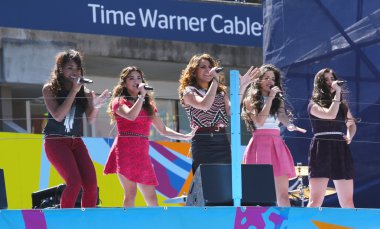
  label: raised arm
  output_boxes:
[85,89,111,125]
[182,68,220,111]
[42,82,81,122]
[310,83,342,119]
[246,86,281,127]
[239,66,260,103]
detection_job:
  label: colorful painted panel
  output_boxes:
[0,132,193,209]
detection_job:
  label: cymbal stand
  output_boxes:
[296,163,306,207]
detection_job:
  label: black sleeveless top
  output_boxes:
[307,102,346,134]
[43,90,86,136]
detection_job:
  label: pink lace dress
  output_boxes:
[103,97,158,186]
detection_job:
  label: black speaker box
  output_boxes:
[186,164,277,206]
[241,164,277,206]
[31,184,100,209]
[0,169,7,209]
[186,164,233,206]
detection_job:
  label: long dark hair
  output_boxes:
[311,68,349,119]
[48,49,87,107]
[241,64,285,131]
[108,66,155,124]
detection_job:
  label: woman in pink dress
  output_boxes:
[241,64,306,207]
[104,66,196,207]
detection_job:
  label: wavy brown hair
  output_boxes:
[241,64,285,131]
[107,66,155,124]
[311,68,349,119]
[178,53,227,103]
[48,49,87,106]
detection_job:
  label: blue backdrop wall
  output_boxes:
[263,0,380,208]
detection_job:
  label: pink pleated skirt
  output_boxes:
[243,129,296,179]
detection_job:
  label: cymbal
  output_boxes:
[294,166,309,176]
[163,195,187,204]
[289,187,336,199]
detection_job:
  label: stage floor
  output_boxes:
[1,206,379,229]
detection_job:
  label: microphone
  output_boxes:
[144,85,154,90]
[270,85,284,100]
[137,84,154,91]
[77,77,93,84]
[215,67,224,73]
[336,80,347,86]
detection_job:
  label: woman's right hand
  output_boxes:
[331,81,342,92]
[269,86,282,99]
[183,126,199,140]
[210,67,220,83]
[137,83,147,97]
[71,77,83,93]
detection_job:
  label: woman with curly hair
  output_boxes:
[104,66,196,207]
[307,68,356,208]
[42,49,110,208]
[241,64,306,207]
[178,53,256,174]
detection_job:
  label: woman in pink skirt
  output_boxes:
[241,64,306,207]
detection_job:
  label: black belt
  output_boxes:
[119,131,149,139]
[196,126,226,133]
[44,134,81,139]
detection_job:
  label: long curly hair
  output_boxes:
[311,68,349,119]
[48,49,87,107]
[178,53,227,103]
[107,66,155,124]
[241,64,285,132]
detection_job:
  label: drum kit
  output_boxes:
[288,163,337,207]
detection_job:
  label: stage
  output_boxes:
[1,206,379,228]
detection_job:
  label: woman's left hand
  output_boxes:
[240,66,260,87]
[287,124,307,133]
[93,89,111,109]
[343,134,352,144]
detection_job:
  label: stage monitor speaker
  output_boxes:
[186,164,276,206]
[241,164,277,206]
[31,184,100,209]
[0,169,7,209]
[186,164,233,206]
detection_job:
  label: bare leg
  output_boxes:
[117,174,137,207]
[307,178,328,207]
[138,183,158,206]
[333,179,354,208]
[274,175,290,207]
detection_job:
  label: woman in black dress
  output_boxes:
[307,68,356,208]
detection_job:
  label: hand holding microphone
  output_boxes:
[77,77,93,84]
[215,67,224,73]
[336,80,347,86]
[269,85,284,100]
[137,83,154,91]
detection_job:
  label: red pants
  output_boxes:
[44,136,98,208]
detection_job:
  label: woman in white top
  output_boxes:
[241,64,306,207]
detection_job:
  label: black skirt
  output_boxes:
[308,134,355,180]
[191,131,231,174]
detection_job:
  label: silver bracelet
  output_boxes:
[137,95,145,101]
